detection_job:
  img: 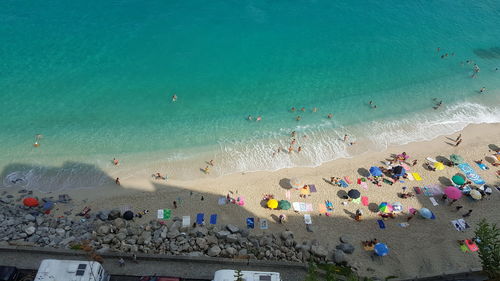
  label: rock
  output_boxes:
[96,210,110,221]
[116,232,127,241]
[169,221,181,232]
[240,229,250,237]
[340,235,351,244]
[336,243,355,254]
[226,234,239,243]
[113,218,125,229]
[226,224,240,233]
[195,238,207,247]
[24,214,36,222]
[24,226,36,236]
[35,216,44,225]
[0,198,13,204]
[55,228,65,236]
[97,225,110,235]
[311,245,328,258]
[108,209,121,220]
[226,247,237,256]
[238,248,248,256]
[188,251,204,257]
[333,250,346,264]
[216,230,230,239]
[281,230,294,240]
[59,236,75,246]
[284,238,296,247]
[192,226,208,236]
[166,229,180,239]
[207,245,221,257]
[206,235,218,245]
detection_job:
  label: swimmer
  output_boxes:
[288,146,293,153]
[300,107,305,112]
[296,116,301,121]
[291,131,296,137]
[291,107,296,112]
[297,146,302,152]
[33,134,43,147]
[256,116,262,121]
[437,47,440,52]
[343,134,348,142]
[312,107,317,112]
[113,158,119,166]
[327,113,333,119]
[291,138,296,145]
[172,94,177,102]
[209,159,214,166]
[247,115,253,121]
[479,87,486,93]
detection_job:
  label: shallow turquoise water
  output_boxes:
[1,0,500,186]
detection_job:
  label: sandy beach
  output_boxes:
[3,123,499,279]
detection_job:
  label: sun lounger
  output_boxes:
[465,240,478,252]
[246,217,254,229]
[309,184,317,192]
[361,196,369,206]
[182,216,190,227]
[210,214,217,224]
[412,173,422,181]
[260,219,268,230]
[377,220,386,229]
[196,213,204,224]
[458,163,485,185]
[344,176,352,184]
[304,214,312,225]
[429,197,439,206]
[339,179,348,188]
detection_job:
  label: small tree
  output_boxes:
[234,269,244,281]
[474,219,500,279]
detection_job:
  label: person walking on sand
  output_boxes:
[343,134,348,142]
[115,177,120,185]
[455,139,462,147]
[209,159,214,166]
[203,166,210,174]
[412,159,418,166]
[462,209,473,217]
[455,134,461,142]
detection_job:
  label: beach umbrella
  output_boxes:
[450,154,465,165]
[434,162,445,170]
[23,197,39,207]
[267,199,279,209]
[42,201,54,211]
[347,189,360,199]
[452,175,465,186]
[469,189,482,200]
[378,202,393,213]
[278,200,291,210]
[392,202,403,213]
[289,178,304,189]
[123,210,134,220]
[369,166,382,177]
[393,166,406,177]
[444,186,462,200]
[374,243,389,256]
[419,208,433,219]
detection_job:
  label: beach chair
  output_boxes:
[182,216,191,227]
[210,214,217,224]
[196,213,204,225]
[377,220,386,229]
[246,217,255,229]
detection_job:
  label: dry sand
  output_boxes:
[8,123,500,279]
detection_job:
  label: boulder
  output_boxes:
[333,250,346,264]
[280,230,294,240]
[226,247,237,256]
[24,214,36,222]
[192,226,208,236]
[97,225,110,235]
[206,235,218,245]
[55,228,65,236]
[340,235,351,244]
[216,230,230,239]
[108,209,121,220]
[116,232,127,241]
[336,243,355,254]
[195,238,207,248]
[311,245,328,258]
[113,218,125,229]
[96,210,110,221]
[226,224,240,233]
[188,251,204,257]
[226,234,239,243]
[240,229,250,237]
[24,226,36,236]
[207,245,221,257]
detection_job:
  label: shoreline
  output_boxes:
[1,122,499,279]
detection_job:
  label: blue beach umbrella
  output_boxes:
[42,201,54,211]
[419,208,433,219]
[369,166,382,177]
[374,243,389,256]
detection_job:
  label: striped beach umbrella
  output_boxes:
[392,202,403,213]
[378,202,393,213]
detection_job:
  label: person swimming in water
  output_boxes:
[291,107,296,112]
[296,116,301,121]
[172,94,177,102]
[256,116,262,121]
[247,115,253,121]
[327,113,333,119]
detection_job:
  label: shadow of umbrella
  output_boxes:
[438,176,452,186]
[279,178,292,189]
[336,190,348,200]
[357,168,370,177]
[368,203,379,213]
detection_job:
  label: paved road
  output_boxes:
[0,246,307,281]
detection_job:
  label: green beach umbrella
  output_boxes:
[452,175,465,185]
[450,154,465,165]
[278,200,291,210]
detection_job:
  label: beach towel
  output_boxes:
[246,217,254,229]
[304,214,312,225]
[293,202,307,212]
[401,163,411,171]
[344,176,352,184]
[429,197,439,206]
[406,173,414,181]
[196,213,204,224]
[458,163,485,185]
[309,184,317,193]
[412,173,422,181]
[300,187,310,196]
[285,190,291,200]
[377,220,386,229]
[360,182,368,190]
[476,162,488,170]
[318,203,327,214]
[157,209,172,220]
[383,178,393,185]
[218,197,227,205]
[182,216,191,227]
[426,157,437,163]
[465,240,479,252]
[325,201,333,211]
[237,196,245,206]
[399,222,409,228]
[414,186,422,194]
[352,197,361,204]
[361,196,369,206]
[210,214,217,224]
[306,203,313,212]
[260,219,269,230]
[357,178,362,184]
[339,179,348,188]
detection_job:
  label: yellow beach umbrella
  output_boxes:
[267,199,279,209]
[469,189,482,200]
[434,162,445,170]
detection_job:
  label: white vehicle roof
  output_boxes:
[213,269,281,281]
[34,259,107,281]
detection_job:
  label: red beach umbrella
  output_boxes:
[444,186,462,200]
[23,197,39,207]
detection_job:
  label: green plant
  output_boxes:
[305,261,319,281]
[234,269,244,281]
[474,219,500,279]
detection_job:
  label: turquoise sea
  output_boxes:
[1,0,500,190]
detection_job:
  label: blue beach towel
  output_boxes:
[339,180,349,188]
[458,163,485,185]
[196,213,204,225]
[210,214,217,224]
[247,217,255,229]
[476,162,489,170]
[377,220,386,229]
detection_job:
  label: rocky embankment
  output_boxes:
[0,200,356,266]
